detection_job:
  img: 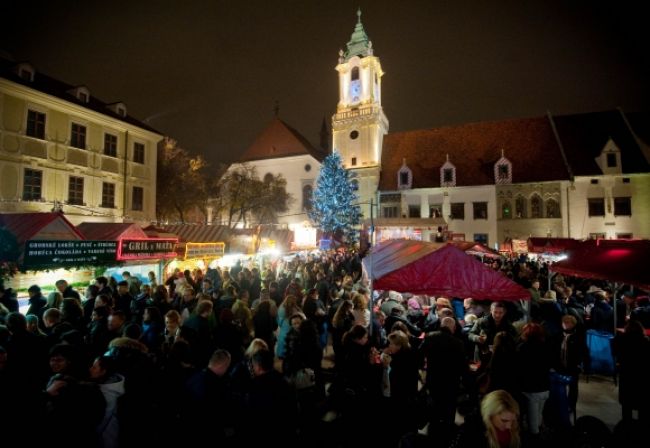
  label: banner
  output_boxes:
[184,242,225,260]
[23,240,117,268]
[117,238,178,261]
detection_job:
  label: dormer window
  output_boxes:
[440,155,456,187]
[68,86,91,103]
[606,153,617,167]
[597,139,621,174]
[397,158,413,190]
[107,102,127,117]
[14,63,35,82]
[494,150,512,184]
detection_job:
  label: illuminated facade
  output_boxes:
[332,10,389,220]
[0,58,162,226]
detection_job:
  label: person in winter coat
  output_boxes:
[89,355,125,448]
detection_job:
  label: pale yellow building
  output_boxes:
[0,58,162,226]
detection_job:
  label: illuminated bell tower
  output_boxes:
[332,9,389,219]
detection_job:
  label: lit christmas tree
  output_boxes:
[309,151,362,244]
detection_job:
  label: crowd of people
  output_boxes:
[0,251,648,447]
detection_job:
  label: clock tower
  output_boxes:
[332,9,389,219]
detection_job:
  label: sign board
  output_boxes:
[184,242,225,260]
[117,238,178,261]
[23,240,117,269]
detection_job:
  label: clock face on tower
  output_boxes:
[350,80,361,103]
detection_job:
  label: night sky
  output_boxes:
[2,0,648,168]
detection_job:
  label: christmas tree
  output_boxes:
[309,151,362,243]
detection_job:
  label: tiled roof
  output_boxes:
[76,222,148,241]
[0,212,83,244]
[239,118,327,162]
[379,117,569,190]
[0,57,161,135]
[158,224,231,244]
[552,109,650,176]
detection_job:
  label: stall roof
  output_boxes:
[365,239,529,301]
[77,222,148,240]
[527,237,582,254]
[551,239,650,290]
[0,212,83,244]
[157,224,231,243]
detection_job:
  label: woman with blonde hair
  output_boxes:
[480,389,521,448]
[351,292,370,329]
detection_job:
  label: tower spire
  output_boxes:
[344,9,371,61]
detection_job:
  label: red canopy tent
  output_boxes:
[550,239,650,290]
[364,239,529,301]
[527,237,582,254]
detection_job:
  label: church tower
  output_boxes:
[332,9,389,219]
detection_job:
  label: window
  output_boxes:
[302,184,313,211]
[133,142,145,164]
[473,234,489,245]
[589,233,606,240]
[606,153,617,168]
[430,204,442,218]
[104,133,117,157]
[304,163,311,172]
[101,182,115,208]
[502,201,512,219]
[383,206,398,218]
[351,179,359,191]
[399,172,409,187]
[79,91,89,103]
[350,130,359,140]
[473,202,487,220]
[614,197,631,216]
[70,123,86,149]
[515,196,527,218]
[351,157,357,166]
[546,199,560,218]
[408,205,420,218]
[530,194,543,218]
[443,168,453,183]
[622,178,630,184]
[617,233,633,239]
[23,169,42,201]
[68,176,84,205]
[497,164,509,180]
[451,202,465,220]
[19,68,33,81]
[588,198,605,217]
[132,186,144,211]
[26,110,46,139]
[590,179,599,185]
[351,66,359,81]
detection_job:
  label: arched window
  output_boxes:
[351,179,359,191]
[515,196,527,218]
[546,198,560,218]
[502,201,512,219]
[263,172,274,184]
[302,184,313,211]
[351,66,359,81]
[530,194,543,218]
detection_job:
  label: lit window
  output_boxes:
[70,123,86,149]
[26,110,46,139]
[23,169,42,201]
[68,176,84,205]
[132,186,144,211]
[133,143,145,164]
[102,182,115,208]
[104,133,117,157]
[502,201,512,219]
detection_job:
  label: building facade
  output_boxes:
[222,118,327,245]
[0,58,162,226]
